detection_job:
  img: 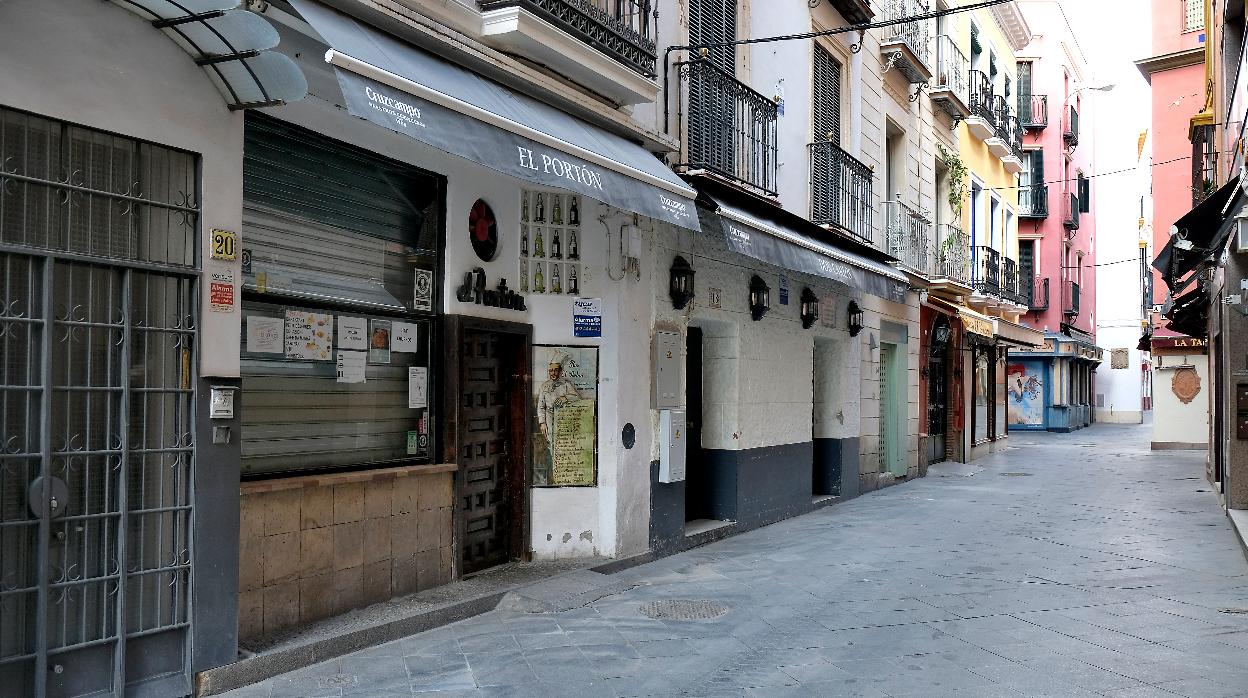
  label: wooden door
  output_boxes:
[459,331,515,574]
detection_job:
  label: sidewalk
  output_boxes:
[219,423,1248,697]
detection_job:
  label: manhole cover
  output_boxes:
[639,599,727,620]
[1000,472,1033,477]
[1218,608,1248,615]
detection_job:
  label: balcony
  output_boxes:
[1030,277,1049,311]
[1063,279,1081,316]
[879,0,933,84]
[1063,193,1080,229]
[995,105,1024,173]
[1063,105,1079,146]
[966,70,996,141]
[933,224,970,286]
[1192,122,1217,207]
[972,245,1001,296]
[809,140,875,245]
[479,0,658,104]
[674,58,779,196]
[884,198,933,275]
[824,0,874,23]
[930,36,970,120]
[1018,184,1048,218]
[1000,256,1021,304]
[985,96,1012,159]
[1022,94,1048,129]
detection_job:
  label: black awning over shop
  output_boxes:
[694,184,910,303]
[289,0,699,230]
[1165,286,1210,338]
[1153,177,1241,290]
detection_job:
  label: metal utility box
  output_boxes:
[654,331,682,408]
[658,409,687,483]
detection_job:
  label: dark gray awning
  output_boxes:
[1153,177,1240,290]
[289,0,699,230]
[697,199,910,304]
[109,0,307,110]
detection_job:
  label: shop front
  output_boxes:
[1007,333,1103,432]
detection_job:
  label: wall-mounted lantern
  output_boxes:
[847,300,864,337]
[669,255,695,309]
[800,288,819,328]
[748,275,770,321]
[933,322,952,345]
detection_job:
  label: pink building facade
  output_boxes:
[1009,0,1102,432]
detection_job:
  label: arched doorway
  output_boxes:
[928,315,952,464]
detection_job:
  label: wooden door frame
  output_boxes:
[441,315,533,578]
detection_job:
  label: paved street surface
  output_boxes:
[223,424,1248,697]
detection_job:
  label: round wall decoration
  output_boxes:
[1171,367,1202,404]
[469,199,499,261]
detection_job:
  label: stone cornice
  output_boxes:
[1134,47,1206,84]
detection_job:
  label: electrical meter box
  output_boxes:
[659,409,686,483]
[653,331,682,408]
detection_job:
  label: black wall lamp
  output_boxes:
[669,255,695,309]
[800,288,819,328]
[748,275,770,321]
[847,300,864,337]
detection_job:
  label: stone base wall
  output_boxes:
[238,465,456,644]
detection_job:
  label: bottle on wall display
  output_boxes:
[568,265,579,294]
[534,263,545,292]
[522,193,530,222]
[551,263,562,294]
[552,195,563,225]
[535,193,545,222]
[534,228,545,257]
[520,260,529,291]
[521,226,529,256]
[568,230,578,260]
[569,196,580,226]
[551,229,561,259]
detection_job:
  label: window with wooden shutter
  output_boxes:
[688,0,737,73]
[1031,149,1045,186]
[813,44,842,143]
[1017,62,1033,123]
[1078,175,1090,212]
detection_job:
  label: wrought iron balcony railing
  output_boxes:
[1018,184,1048,218]
[968,70,995,124]
[1063,105,1079,146]
[1001,256,1021,303]
[931,36,969,107]
[935,224,970,284]
[884,197,933,275]
[479,0,656,77]
[1192,122,1217,207]
[1030,277,1049,311]
[1063,279,1081,316]
[1022,94,1048,128]
[880,0,932,73]
[992,95,1011,136]
[809,140,875,245]
[674,58,779,196]
[1063,193,1080,229]
[973,245,1001,295]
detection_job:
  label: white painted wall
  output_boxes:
[1153,357,1210,447]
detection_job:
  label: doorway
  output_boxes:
[457,325,529,575]
[684,327,712,522]
[880,342,906,476]
[928,317,951,464]
[813,338,841,497]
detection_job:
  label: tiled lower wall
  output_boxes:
[238,467,455,643]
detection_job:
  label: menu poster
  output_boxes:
[246,316,284,354]
[338,316,368,351]
[284,310,333,361]
[392,322,420,353]
[336,350,367,384]
[530,345,598,487]
[368,319,392,364]
[408,366,428,409]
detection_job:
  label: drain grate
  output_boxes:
[1000,472,1033,477]
[1218,608,1248,615]
[639,599,728,620]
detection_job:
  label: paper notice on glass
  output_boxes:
[408,366,427,409]
[338,316,368,351]
[392,322,419,353]
[246,316,284,354]
[284,310,334,361]
[336,350,367,384]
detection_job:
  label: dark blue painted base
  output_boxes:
[649,438,861,555]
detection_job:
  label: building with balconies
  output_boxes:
[1009,0,1106,433]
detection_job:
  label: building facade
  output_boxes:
[1008,0,1104,433]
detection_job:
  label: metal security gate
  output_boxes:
[0,107,199,697]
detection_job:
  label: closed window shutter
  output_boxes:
[812,45,841,143]
[1079,176,1090,212]
[1032,150,1045,187]
[1017,62,1031,120]
[689,0,736,74]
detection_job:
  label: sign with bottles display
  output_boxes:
[519,188,581,296]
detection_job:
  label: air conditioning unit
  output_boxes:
[1237,218,1248,253]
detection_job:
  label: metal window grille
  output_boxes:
[1185,0,1204,31]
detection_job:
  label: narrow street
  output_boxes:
[222,424,1248,698]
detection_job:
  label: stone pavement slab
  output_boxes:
[219,424,1248,697]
